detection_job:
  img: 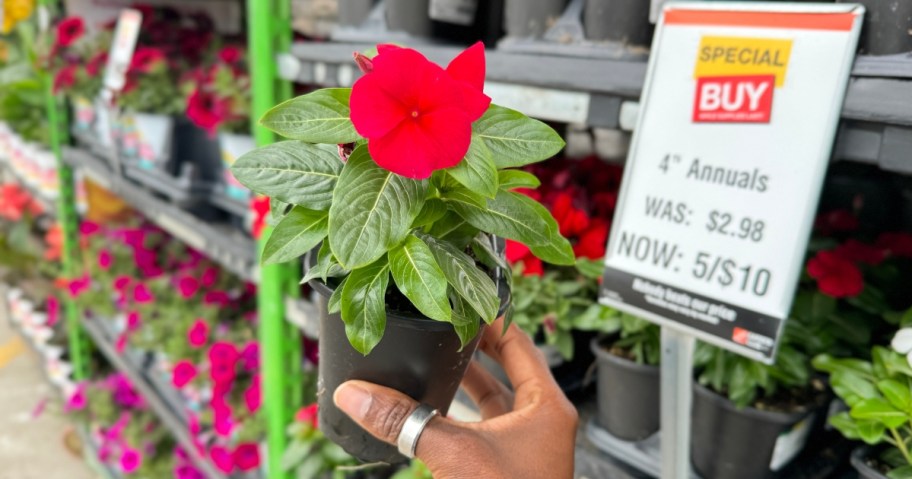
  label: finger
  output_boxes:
[478,317,554,396]
[460,361,513,419]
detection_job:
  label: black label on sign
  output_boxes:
[600,267,783,359]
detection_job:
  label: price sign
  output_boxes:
[600,3,864,363]
[103,9,142,92]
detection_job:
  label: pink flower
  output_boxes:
[210,445,235,473]
[127,311,142,332]
[67,275,91,298]
[120,447,142,473]
[209,342,239,384]
[218,46,243,64]
[203,290,230,307]
[232,443,260,472]
[80,221,101,236]
[240,342,259,371]
[46,296,59,327]
[244,375,261,413]
[175,464,204,479]
[177,276,199,299]
[295,404,318,428]
[200,267,218,288]
[214,408,235,437]
[115,333,128,354]
[113,275,132,291]
[65,384,87,411]
[132,283,154,304]
[98,249,113,270]
[172,361,197,388]
[121,228,146,247]
[188,412,201,435]
[188,320,209,348]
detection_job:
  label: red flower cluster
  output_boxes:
[807,251,864,298]
[185,45,249,135]
[55,17,85,48]
[350,42,491,179]
[506,156,622,275]
[0,182,43,220]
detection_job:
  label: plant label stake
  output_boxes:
[100,8,141,178]
[598,3,863,477]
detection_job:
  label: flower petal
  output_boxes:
[446,42,486,92]
[350,73,408,138]
[367,108,471,179]
[893,328,912,354]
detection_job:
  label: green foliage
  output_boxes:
[232,95,571,354]
[283,417,361,479]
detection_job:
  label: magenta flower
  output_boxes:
[177,276,199,299]
[120,447,142,473]
[174,445,189,463]
[200,267,218,288]
[203,290,230,307]
[240,342,259,371]
[210,362,236,385]
[98,249,113,270]
[188,412,201,435]
[132,283,154,304]
[210,445,235,473]
[244,375,261,413]
[65,384,87,411]
[98,444,112,462]
[80,221,101,236]
[115,333,128,354]
[46,296,59,327]
[105,412,130,440]
[209,342,239,367]
[127,311,142,332]
[67,275,91,298]
[172,361,198,388]
[232,443,260,472]
[174,464,204,479]
[113,275,132,291]
[188,320,209,348]
[121,228,146,247]
[213,406,235,437]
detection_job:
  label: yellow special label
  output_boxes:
[694,36,793,87]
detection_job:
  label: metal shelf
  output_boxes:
[62,146,258,282]
[81,314,228,479]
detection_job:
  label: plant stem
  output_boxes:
[890,427,912,466]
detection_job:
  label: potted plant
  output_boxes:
[185,45,254,204]
[232,42,572,461]
[47,16,109,134]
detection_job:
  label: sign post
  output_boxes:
[599,3,864,477]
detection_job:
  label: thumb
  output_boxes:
[333,380,427,445]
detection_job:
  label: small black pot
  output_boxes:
[691,383,818,479]
[837,0,912,55]
[590,336,659,441]
[583,0,654,48]
[851,447,890,479]
[311,249,509,463]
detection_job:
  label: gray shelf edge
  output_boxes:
[81,315,228,479]
[63,146,259,282]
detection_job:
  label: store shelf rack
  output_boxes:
[80,314,229,479]
[62,146,258,283]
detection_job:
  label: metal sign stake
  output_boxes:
[660,327,695,478]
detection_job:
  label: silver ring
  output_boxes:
[396,404,439,458]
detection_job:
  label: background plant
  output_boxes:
[185,45,251,135]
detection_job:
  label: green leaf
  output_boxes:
[576,257,605,279]
[281,440,314,471]
[270,199,293,223]
[420,233,499,324]
[857,418,887,444]
[832,369,880,407]
[473,104,565,168]
[340,258,390,355]
[828,412,861,440]
[447,136,498,198]
[231,141,342,209]
[527,228,576,266]
[888,466,912,479]
[412,199,448,228]
[260,88,360,143]
[389,235,451,322]
[301,241,348,284]
[471,236,508,271]
[328,277,347,314]
[262,207,328,265]
[447,189,551,246]
[851,398,908,429]
[328,147,427,269]
[450,290,481,349]
[498,169,541,190]
[880,379,912,414]
[295,454,325,479]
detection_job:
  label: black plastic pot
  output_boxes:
[386,0,433,37]
[851,447,889,479]
[590,336,659,441]
[583,0,653,48]
[311,255,509,463]
[504,0,567,38]
[691,383,819,479]
[837,0,912,55]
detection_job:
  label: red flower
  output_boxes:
[187,319,209,348]
[44,225,63,261]
[56,17,85,47]
[177,275,200,299]
[240,342,259,371]
[574,220,609,260]
[250,196,270,239]
[98,249,112,270]
[201,267,218,288]
[877,232,912,258]
[232,444,260,472]
[814,210,858,235]
[113,275,132,292]
[552,192,590,237]
[204,290,231,307]
[132,282,154,303]
[505,240,543,276]
[244,375,261,413]
[126,311,142,332]
[218,46,243,64]
[349,42,491,179]
[129,47,166,73]
[53,65,78,93]
[833,240,885,265]
[295,403,319,428]
[807,251,863,298]
[210,445,235,473]
[86,52,108,76]
[186,89,223,135]
[172,361,197,388]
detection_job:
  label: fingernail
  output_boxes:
[334,382,372,420]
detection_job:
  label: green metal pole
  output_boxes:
[40,1,89,381]
[248,1,296,477]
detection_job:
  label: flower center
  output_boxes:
[411,110,419,118]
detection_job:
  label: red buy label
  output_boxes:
[693,75,775,123]
[732,327,750,345]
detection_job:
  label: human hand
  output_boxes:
[333,317,579,479]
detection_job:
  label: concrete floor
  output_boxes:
[0,318,97,479]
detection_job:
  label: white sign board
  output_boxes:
[102,9,142,92]
[600,3,864,363]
